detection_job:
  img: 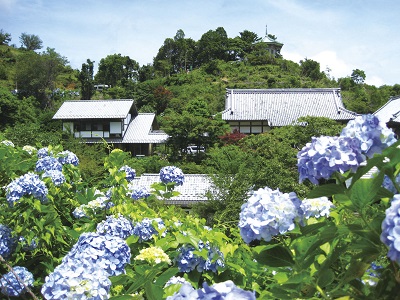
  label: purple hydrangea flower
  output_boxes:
[300,197,335,219]
[0,266,34,297]
[159,166,184,186]
[0,224,15,258]
[119,165,136,182]
[42,170,66,186]
[297,135,364,184]
[132,218,165,242]
[127,185,151,200]
[239,187,303,244]
[62,232,131,277]
[6,172,48,207]
[96,215,134,239]
[381,195,400,263]
[383,174,400,194]
[164,276,188,287]
[166,280,256,300]
[175,241,224,273]
[35,156,63,172]
[57,150,79,166]
[41,258,111,300]
[341,114,397,158]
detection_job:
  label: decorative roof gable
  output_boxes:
[221,88,358,126]
[52,99,135,119]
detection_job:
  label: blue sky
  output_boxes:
[1,0,399,86]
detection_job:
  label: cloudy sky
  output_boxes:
[1,0,399,86]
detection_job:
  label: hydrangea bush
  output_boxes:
[0,115,400,299]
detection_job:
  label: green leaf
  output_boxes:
[154,267,179,286]
[307,183,346,198]
[252,245,294,267]
[317,268,335,288]
[350,172,383,209]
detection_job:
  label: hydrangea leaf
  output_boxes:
[307,183,346,199]
[350,172,384,209]
[252,245,295,267]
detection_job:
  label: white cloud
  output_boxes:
[311,51,352,80]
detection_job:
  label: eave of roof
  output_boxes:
[374,96,400,123]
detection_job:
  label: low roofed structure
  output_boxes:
[374,95,400,136]
[221,88,358,134]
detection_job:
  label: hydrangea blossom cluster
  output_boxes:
[1,140,14,147]
[382,174,400,194]
[62,232,131,277]
[41,258,111,300]
[380,195,400,263]
[300,197,335,219]
[239,187,303,244]
[119,165,136,182]
[159,166,185,186]
[166,280,256,300]
[6,172,48,207]
[96,215,134,239]
[175,241,225,273]
[72,197,114,219]
[164,276,188,288]
[19,236,38,251]
[42,170,66,186]
[134,246,171,265]
[0,266,34,297]
[57,150,79,166]
[340,114,397,158]
[297,135,364,184]
[22,145,37,155]
[0,224,15,258]
[35,156,63,172]
[132,218,166,242]
[37,147,52,158]
[127,184,151,200]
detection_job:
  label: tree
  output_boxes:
[0,29,11,45]
[300,58,324,81]
[195,27,229,66]
[16,48,68,108]
[351,68,366,84]
[78,59,94,100]
[95,54,139,87]
[19,32,43,51]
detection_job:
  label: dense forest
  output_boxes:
[0,27,399,223]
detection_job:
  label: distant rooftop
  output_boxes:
[221,88,358,126]
[374,96,400,124]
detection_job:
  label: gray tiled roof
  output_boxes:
[122,113,169,143]
[130,174,212,205]
[221,88,358,126]
[374,96,400,123]
[52,99,134,119]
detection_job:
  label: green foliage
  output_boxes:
[19,32,43,51]
[79,59,95,99]
[0,29,11,45]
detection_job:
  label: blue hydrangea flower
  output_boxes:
[127,184,151,200]
[383,174,400,194]
[6,172,48,207]
[62,232,131,277]
[41,258,111,300]
[0,224,15,258]
[300,197,335,219]
[166,280,256,300]
[175,244,201,273]
[0,266,34,297]
[35,156,63,172]
[238,187,303,244]
[72,196,114,219]
[381,195,400,263]
[132,218,165,242]
[1,140,14,147]
[37,147,52,159]
[297,135,364,184]
[119,165,136,182]
[341,114,397,158]
[175,241,224,273]
[159,166,184,186]
[96,215,134,239]
[164,276,188,287]
[57,150,79,166]
[42,170,66,186]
